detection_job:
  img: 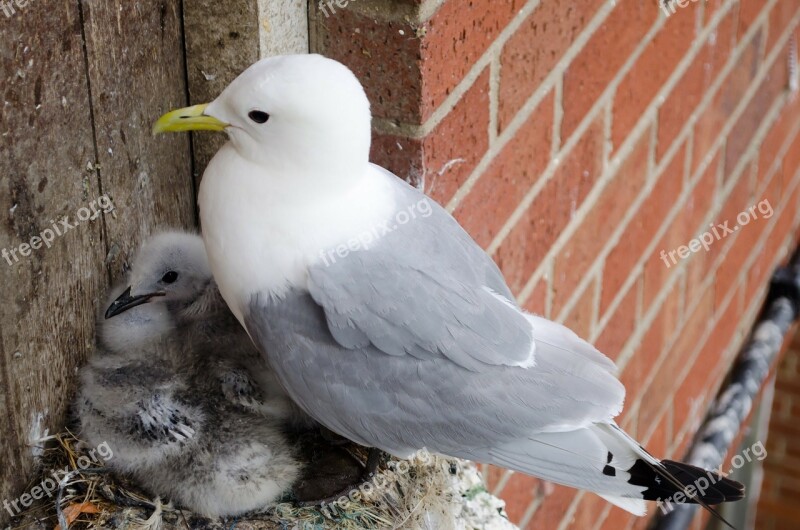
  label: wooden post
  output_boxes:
[183,0,308,176]
[0,0,194,518]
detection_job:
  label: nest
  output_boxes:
[6,431,515,530]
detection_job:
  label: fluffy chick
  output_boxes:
[77,231,300,517]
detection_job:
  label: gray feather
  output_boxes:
[307,177,533,371]
[247,289,624,458]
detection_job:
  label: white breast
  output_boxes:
[198,143,396,324]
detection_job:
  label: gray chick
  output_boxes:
[76,231,301,517]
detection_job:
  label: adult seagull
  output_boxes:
[154,54,743,517]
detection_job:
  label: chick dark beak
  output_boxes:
[104,287,166,319]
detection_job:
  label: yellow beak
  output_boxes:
[152,103,229,134]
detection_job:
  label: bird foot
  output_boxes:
[292,447,390,508]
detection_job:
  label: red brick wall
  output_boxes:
[312,0,800,528]
[757,330,800,529]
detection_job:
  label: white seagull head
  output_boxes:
[154,54,373,185]
[105,231,212,321]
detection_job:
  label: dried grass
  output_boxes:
[7,431,481,530]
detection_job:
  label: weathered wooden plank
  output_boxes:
[182,0,308,174]
[80,0,195,273]
[0,0,195,522]
[183,0,261,172]
[0,1,107,518]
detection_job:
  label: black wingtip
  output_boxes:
[660,460,745,503]
[627,459,744,504]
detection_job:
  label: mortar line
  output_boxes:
[518,489,546,528]
[647,208,799,458]
[489,54,501,146]
[614,98,800,376]
[495,0,762,269]
[486,3,741,259]
[518,6,798,318]
[441,0,623,208]
[592,89,793,343]
[619,153,800,403]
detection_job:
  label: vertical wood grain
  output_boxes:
[80,0,195,271]
[0,0,194,519]
[0,0,105,512]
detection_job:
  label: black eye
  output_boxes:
[161,271,179,284]
[248,110,270,124]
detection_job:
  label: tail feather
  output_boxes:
[487,422,745,524]
[628,459,745,504]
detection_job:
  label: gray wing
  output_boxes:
[308,175,533,372]
[372,164,516,302]
[245,175,622,456]
[247,289,624,457]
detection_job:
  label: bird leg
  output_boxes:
[363,447,387,478]
[318,426,351,446]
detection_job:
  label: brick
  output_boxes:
[601,143,686,314]
[522,276,549,316]
[619,351,648,418]
[315,0,524,124]
[658,10,735,162]
[636,276,683,364]
[770,173,800,252]
[552,133,649,316]
[737,0,768,40]
[423,68,491,204]
[643,197,694,309]
[689,151,720,230]
[499,472,541,525]
[612,7,695,152]
[683,153,720,294]
[599,505,637,530]
[685,243,711,308]
[495,180,561,295]
[713,167,752,251]
[783,124,800,185]
[703,0,726,24]
[672,302,743,439]
[314,8,422,122]
[525,487,578,530]
[563,278,597,342]
[724,53,787,182]
[566,493,606,530]
[757,92,800,189]
[420,0,524,121]
[499,0,605,130]
[484,465,509,494]
[562,0,656,140]
[672,353,715,434]
[713,235,748,312]
[495,114,604,294]
[643,411,670,465]
[639,285,713,434]
[371,133,423,186]
[693,28,763,174]
[595,284,637,358]
[767,0,800,54]
[453,91,554,248]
